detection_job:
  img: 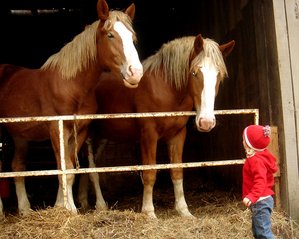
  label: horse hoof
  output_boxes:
[183,213,196,219]
[95,203,108,211]
[69,207,78,214]
[143,211,157,219]
[19,208,32,216]
[63,204,78,214]
[79,201,90,211]
[178,208,195,218]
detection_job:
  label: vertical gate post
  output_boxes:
[58,120,68,208]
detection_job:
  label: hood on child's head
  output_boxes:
[259,149,278,174]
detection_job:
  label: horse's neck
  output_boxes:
[46,65,101,105]
[74,65,102,92]
[142,73,193,111]
[174,87,193,110]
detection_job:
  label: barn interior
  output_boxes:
[0,0,282,213]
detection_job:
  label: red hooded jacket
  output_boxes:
[242,149,278,204]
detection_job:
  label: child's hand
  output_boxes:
[243,197,252,207]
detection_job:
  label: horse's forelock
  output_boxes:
[191,38,228,80]
[106,11,135,37]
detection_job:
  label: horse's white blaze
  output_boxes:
[200,64,217,117]
[196,59,217,130]
[114,21,143,81]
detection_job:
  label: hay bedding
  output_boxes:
[0,191,298,239]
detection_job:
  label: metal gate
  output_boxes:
[0,109,259,207]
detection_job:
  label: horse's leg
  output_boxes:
[89,138,108,210]
[0,161,3,217]
[53,149,77,213]
[0,197,3,218]
[11,138,31,215]
[50,125,77,213]
[78,137,107,211]
[140,128,158,218]
[77,138,90,210]
[167,127,194,217]
[77,143,89,210]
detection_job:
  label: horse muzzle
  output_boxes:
[122,65,143,88]
[196,117,216,132]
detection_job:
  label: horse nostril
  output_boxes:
[129,65,134,76]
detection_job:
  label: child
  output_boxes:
[242,125,278,239]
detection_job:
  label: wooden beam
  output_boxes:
[268,126,280,208]
[272,0,299,223]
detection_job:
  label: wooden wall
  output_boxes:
[272,0,299,223]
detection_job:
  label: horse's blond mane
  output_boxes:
[41,11,134,80]
[143,36,228,91]
[143,37,194,91]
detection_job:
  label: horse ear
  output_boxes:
[194,34,204,54]
[97,0,109,21]
[125,3,136,20]
[219,40,235,57]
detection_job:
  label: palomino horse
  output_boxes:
[79,34,235,218]
[0,0,143,215]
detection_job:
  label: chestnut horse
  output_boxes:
[0,0,143,215]
[80,34,235,218]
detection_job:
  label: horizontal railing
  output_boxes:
[0,109,259,207]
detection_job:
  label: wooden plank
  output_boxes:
[272,0,299,222]
[267,126,280,208]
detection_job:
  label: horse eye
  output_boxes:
[107,32,114,38]
[193,65,204,77]
[192,69,200,77]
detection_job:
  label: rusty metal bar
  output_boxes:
[0,109,259,123]
[0,159,246,178]
[0,109,258,180]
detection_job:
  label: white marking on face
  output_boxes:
[199,58,218,120]
[113,21,143,78]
